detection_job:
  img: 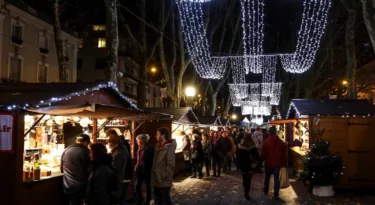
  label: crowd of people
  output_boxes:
[60,125,287,205]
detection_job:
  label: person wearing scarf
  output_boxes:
[135,134,154,205]
[236,135,258,201]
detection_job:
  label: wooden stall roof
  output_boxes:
[287,99,375,119]
[144,107,199,124]
[195,116,222,127]
[25,103,171,121]
[0,82,138,110]
[220,118,232,126]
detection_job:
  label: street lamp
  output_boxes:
[185,86,196,107]
[150,66,157,73]
[342,80,348,86]
[231,114,237,120]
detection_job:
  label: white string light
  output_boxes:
[176,0,227,79]
[270,83,282,105]
[241,0,265,74]
[230,57,247,84]
[251,116,264,125]
[229,84,248,100]
[241,105,253,115]
[280,0,331,73]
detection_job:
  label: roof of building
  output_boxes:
[144,107,199,124]
[196,116,221,126]
[287,99,375,118]
[0,82,137,110]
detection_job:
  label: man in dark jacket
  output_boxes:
[222,131,232,172]
[107,130,129,204]
[236,135,258,201]
[61,134,91,205]
[135,134,154,205]
[261,126,287,200]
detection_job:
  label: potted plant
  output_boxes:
[299,118,344,197]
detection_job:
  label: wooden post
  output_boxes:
[92,119,97,143]
[131,120,135,158]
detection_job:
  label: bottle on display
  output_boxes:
[33,153,41,181]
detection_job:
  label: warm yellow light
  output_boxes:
[150,67,157,73]
[198,94,201,98]
[342,80,348,85]
[98,38,106,48]
[93,25,106,31]
[185,87,196,97]
[231,114,237,119]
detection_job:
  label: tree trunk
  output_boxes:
[52,0,67,82]
[208,93,218,116]
[104,0,119,84]
[361,0,375,54]
[200,82,209,116]
[222,95,231,118]
[137,62,148,109]
[345,8,357,99]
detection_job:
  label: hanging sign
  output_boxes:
[0,113,14,152]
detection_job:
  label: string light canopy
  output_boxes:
[270,83,282,105]
[241,105,253,115]
[240,0,265,74]
[230,57,247,84]
[251,116,264,125]
[280,0,331,73]
[176,0,227,79]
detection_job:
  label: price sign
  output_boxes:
[0,113,14,152]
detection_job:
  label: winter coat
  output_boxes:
[182,135,191,161]
[110,144,129,182]
[261,135,287,169]
[191,139,204,163]
[151,139,177,188]
[136,144,154,177]
[121,139,133,180]
[212,137,225,161]
[236,144,257,172]
[86,156,114,205]
[222,137,232,155]
[228,136,236,156]
[61,143,90,195]
[202,140,212,159]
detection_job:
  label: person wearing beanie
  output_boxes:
[135,134,154,205]
[106,129,129,204]
[236,134,258,201]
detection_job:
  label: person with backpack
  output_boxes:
[135,134,154,205]
[106,130,129,204]
[86,143,116,205]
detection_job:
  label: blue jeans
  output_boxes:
[264,167,281,197]
[153,187,172,205]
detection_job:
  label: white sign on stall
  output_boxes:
[0,113,14,152]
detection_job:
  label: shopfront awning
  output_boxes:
[24,104,171,121]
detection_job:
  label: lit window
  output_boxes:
[39,32,49,50]
[98,38,106,48]
[93,25,106,31]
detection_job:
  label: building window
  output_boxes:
[37,62,48,83]
[98,38,106,48]
[39,32,49,54]
[95,58,107,69]
[11,20,23,45]
[93,25,106,31]
[77,58,82,70]
[8,54,22,81]
[124,84,133,94]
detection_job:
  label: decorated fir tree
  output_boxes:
[299,118,344,191]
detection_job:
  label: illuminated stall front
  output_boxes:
[271,99,375,189]
[0,82,169,205]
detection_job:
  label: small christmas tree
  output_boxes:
[299,118,344,190]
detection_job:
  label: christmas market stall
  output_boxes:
[194,116,222,133]
[271,99,375,189]
[135,107,200,174]
[0,82,170,205]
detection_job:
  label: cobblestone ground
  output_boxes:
[149,171,375,205]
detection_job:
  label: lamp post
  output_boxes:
[185,86,196,107]
[231,114,237,120]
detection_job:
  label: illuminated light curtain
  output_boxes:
[251,116,264,125]
[240,0,265,74]
[176,0,227,79]
[230,57,247,84]
[241,105,253,115]
[229,84,248,100]
[280,0,331,73]
[270,83,282,105]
